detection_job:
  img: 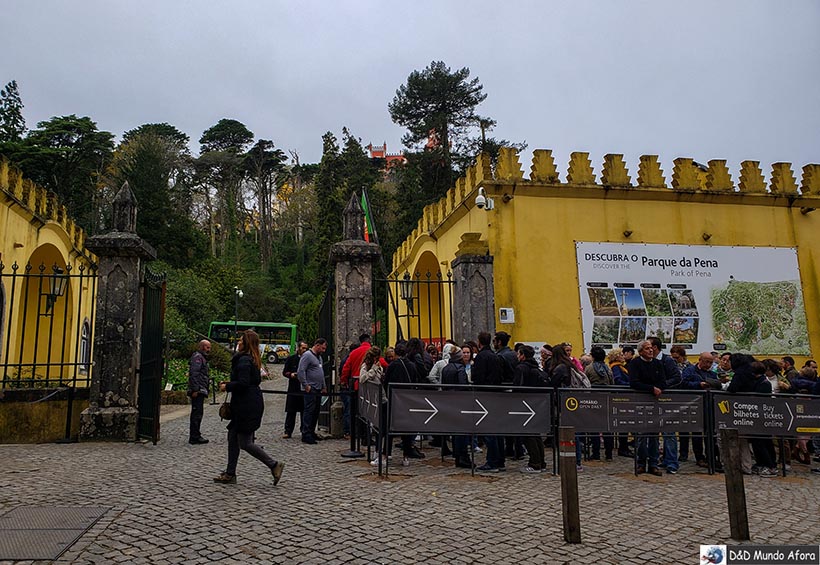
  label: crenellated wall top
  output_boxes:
[0,157,92,256]
[391,147,820,272]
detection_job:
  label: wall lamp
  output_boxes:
[41,266,68,316]
[399,272,415,313]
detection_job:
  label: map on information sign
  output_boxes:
[710,280,808,355]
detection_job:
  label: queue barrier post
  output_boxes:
[341,384,364,458]
[720,428,750,541]
[558,426,582,544]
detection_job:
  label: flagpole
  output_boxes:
[361,187,404,342]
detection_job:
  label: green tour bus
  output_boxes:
[208,321,297,363]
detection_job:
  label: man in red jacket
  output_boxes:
[341,334,387,438]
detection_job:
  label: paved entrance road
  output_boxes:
[2,367,819,564]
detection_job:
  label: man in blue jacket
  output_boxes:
[649,337,681,474]
[680,352,721,467]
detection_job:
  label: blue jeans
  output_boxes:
[637,435,660,468]
[482,436,505,468]
[575,434,585,466]
[662,431,679,471]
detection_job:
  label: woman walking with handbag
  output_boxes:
[214,330,285,485]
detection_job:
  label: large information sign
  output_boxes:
[559,389,705,433]
[390,388,552,435]
[713,394,820,437]
[575,242,809,355]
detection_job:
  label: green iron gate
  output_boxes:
[137,267,166,444]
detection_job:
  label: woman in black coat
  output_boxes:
[214,330,285,485]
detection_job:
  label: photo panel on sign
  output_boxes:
[587,287,620,316]
[641,288,673,317]
[593,316,620,344]
[619,317,647,344]
[614,288,646,317]
[669,288,698,317]
[646,317,674,345]
[673,317,698,344]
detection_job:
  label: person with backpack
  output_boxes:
[585,346,614,461]
[548,344,589,470]
[441,348,472,469]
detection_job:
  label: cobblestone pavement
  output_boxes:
[2,366,819,564]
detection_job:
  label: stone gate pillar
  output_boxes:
[329,193,381,371]
[451,233,495,344]
[80,182,156,441]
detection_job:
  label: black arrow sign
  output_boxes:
[389,389,551,435]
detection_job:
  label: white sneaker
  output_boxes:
[402,457,410,467]
[520,466,541,474]
[758,467,778,477]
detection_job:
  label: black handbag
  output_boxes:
[219,393,232,420]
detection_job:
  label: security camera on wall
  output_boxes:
[475,187,494,210]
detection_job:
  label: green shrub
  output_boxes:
[163,357,229,390]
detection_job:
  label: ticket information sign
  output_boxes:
[713,394,820,437]
[559,389,705,433]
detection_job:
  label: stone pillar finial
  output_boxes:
[343,192,365,241]
[113,181,138,233]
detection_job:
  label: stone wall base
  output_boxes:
[79,407,138,442]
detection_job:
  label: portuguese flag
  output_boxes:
[361,190,375,243]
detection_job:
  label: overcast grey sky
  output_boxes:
[4,1,819,181]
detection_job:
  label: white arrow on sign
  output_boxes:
[461,399,489,425]
[409,397,439,424]
[786,402,794,430]
[508,400,536,427]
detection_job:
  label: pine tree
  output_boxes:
[0,80,26,142]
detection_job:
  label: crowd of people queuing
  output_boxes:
[194,328,820,484]
[332,332,820,476]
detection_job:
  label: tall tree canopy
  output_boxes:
[0,80,26,143]
[244,139,288,270]
[195,119,255,259]
[389,61,487,169]
[5,115,114,231]
[106,123,205,265]
[199,119,254,153]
